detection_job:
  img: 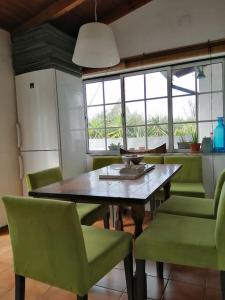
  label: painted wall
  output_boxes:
[0,29,21,227]
[112,0,225,59]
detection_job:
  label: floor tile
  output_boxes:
[146,275,168,300]
[205,269,221,289]
[145,261,172,279]
[96,268,127,292]
[204,288,222,300]
[41,286,77,300]
[163,280,204,300]
[89,286,122,300]
[169,265,206,286]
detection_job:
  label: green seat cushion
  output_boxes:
[135,213,217,270]
[143,156,164,164]
[83,225,132,288]
[170,182,205,197]
[164,155,202,183]
[93,156,122,170]
[158,195,214,218]
[77,203,107,225]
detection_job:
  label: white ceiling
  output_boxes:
[111,0,225,59]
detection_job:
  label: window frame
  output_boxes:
[83,57,225,154]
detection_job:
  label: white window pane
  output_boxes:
[197,63,223,93]
[146,71,167,98]
[88,129,106,151]
[125,75,144,101]
[173,123,196,149]
[106,128,123,151]
[198,122,215,143]
[198,92,223,121]
[104,79,121,104]
[127,126,146,150]
[173,96,196,122]
[105,104,122,127]
[147,125,168,148]
[87,106,104,128]
[86,82,103,106]
[147,98,168,124]
[172,68,195,96]
[126,101,145,126]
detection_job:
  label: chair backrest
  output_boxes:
[164,155,202,183]
[92,156,122,170]
[213,168,225,216]
[26,167,63,191]
[143,155,164,164]
[2,196,89,295]
[215,182,225,269]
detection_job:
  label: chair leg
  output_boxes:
[103,210,110,229]
[124,253,134,300]
[135,259,147,300]
[156,261,163,279]
[15,274,25,300]
[77,295,88,300]
[220,271,225,300]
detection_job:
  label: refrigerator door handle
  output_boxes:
[16,123,22,148]
[18,155,24,180]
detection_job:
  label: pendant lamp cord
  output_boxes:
[95,0,98,22]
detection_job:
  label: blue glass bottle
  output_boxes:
[213,117,225,152]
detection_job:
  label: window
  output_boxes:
[86,79,123,151]
[84,59,224,153]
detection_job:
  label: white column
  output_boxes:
[0,29,21,227]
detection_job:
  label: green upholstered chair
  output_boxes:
[158,168,225,219]
[26,167,110,228]
[3,196,134,300]
[134,182,225,300]
[163,155,205,198]
[92,156,123,170]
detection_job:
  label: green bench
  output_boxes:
[164,155,205,198]
[92,155,205,198]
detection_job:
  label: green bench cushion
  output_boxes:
[170,182,205,198]
[77,203,107,225]
[83,225,132,288]
[93,156,123,170]
[143,156,164,164]
[135,213,217,269]
[164,155,202,183]
[158,195,214,218]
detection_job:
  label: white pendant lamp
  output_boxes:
[72,0,120,68]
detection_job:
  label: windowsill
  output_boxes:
[87,151,225,156]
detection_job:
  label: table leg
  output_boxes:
[131,204,145,239]
[163,180,171,200]
[115,205,124,231]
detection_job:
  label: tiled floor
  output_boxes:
[0,213,222,300]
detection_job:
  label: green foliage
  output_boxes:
[88,103,196,140]
[191,128,198,143]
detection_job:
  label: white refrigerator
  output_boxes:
[16,68,87,195]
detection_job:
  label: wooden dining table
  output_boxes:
[29,163,182,238]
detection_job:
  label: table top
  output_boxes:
[29,164,182,205]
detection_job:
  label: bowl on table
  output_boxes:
[122,154,144,165]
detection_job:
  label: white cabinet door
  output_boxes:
[19,150,60,195]
[56,70,87,179]
[16,69,59,151]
